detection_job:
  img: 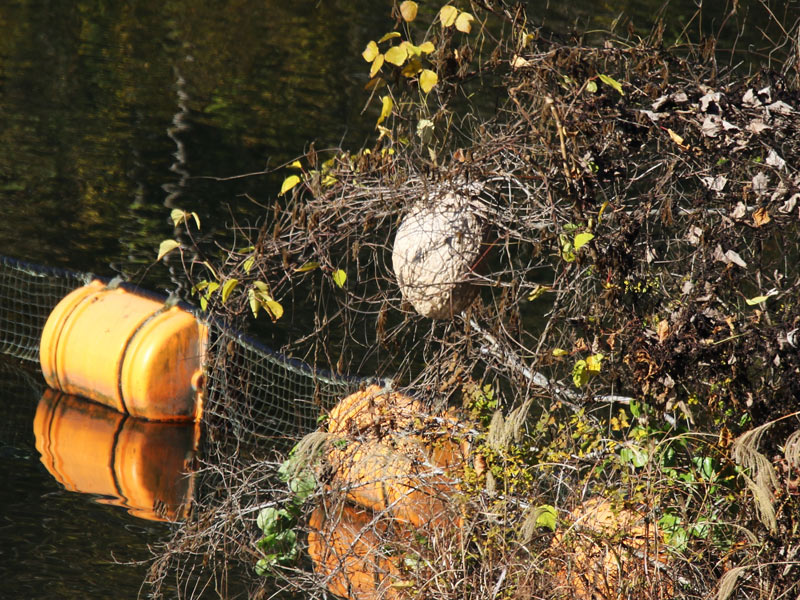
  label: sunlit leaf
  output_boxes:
[362,40,379,62]
[419,69,438,93]
[332,269,347,288]
[586,80,598,93]
[572,359,588,387]
[295,261,320,273]
[667,128,684,146]
[439,5,458,27]
[280,175,301,195]
[221,278,238,304]
[753,206,771,227]
[401,57,423,77]
[377,31,401,43]
[746,295,770,305]
[419,41,435,54]
[289,160,303,169]
[534,505,557,531]
[528,284,551,301]
[377,95,393,125]
[243,256,255,273]
[261,297,284,321]
[157,239,180,261]
[248,288,260,318]
[384,45,408,66]
[586,353,604,374]
[399,1,418,22]
[170,208,186,226]
[455,11,474,33]
[204,281,220,297]
[369,53,385,78]
[552,348,568,357]
[598,73,624,95]
[190,211,201,229]
[573,232,594,250]
[253,280,270,293]
[403,41,422,57]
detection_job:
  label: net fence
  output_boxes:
[0,254,375,451]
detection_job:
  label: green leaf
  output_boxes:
[573,232,594,250]
[572,359,588,387]
[598,73,624,96]
[419,69,438,93]
[332,269,347,288]
[377,95,393,125]
[295,261,319,273]
[454,11,474,33]
[157,239,180,261]
[586,80,598,93]
[384,45,408,66]
[745,295,769,305]
[221,278,238,304]
[280,175,301,195]
[534,504,557,531]
[399,1,418,22]
[362,40,379,62]
[439,5,458,27]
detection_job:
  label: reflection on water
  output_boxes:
[33,388,199,522]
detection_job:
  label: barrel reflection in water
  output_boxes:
[33,388,199,521]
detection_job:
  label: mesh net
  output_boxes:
[0,255,374,452]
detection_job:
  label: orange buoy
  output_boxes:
[33,388,199,521]
[326,385,467,530]
[39,280,207,421]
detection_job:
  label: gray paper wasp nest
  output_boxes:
[392,190,486,319]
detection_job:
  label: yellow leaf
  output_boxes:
[221,278,238,304]
[280,174,301,195]
[455,11,474,33]
[586,353,604,374]
[170,208,186,226]
[753,206,771,227]
[384,45,407,66]
[157,239,180,261]
[362,40,379,62]
[419,69,438,93]
[377,95,393,125]
[419,41,435,54]
[364,76,385,91]
[527,284,551,301]
[667,128,684,146]
[243,256,255,273]
[377,31,401,43]
[289,160,303,169]
[401,57,423,77]
[253,280,269,293]
[403,41,422,57]
[552,348,568,357]
[248,289,259,317]
[190,211,201,229]
[439,5,458,27]
[262,296,284,321]
[369,53,385,78]
[295,261,319,273]
[399,1,418,22]
[598,73,624,95]
[332,269,347,288]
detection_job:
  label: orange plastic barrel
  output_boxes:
[33,388,199,521]
[39,280,207,421]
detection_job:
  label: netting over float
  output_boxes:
[0,255,374,449]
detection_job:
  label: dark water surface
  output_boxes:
[0,0,795,597]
